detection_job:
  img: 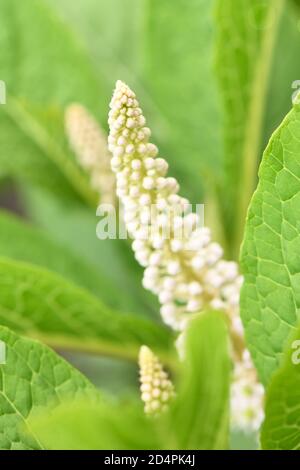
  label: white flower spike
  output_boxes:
[65,103,115,206]
[108,80,264,432]
[139,345,175,415]
[231,351,264,432]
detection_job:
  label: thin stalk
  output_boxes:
[234,0,284,258]
[30,332,178,371]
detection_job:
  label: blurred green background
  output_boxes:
[1,0,300,449]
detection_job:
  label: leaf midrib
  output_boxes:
[0,369,44,450]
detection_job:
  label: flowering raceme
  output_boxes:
[65,103,115,206]
[108,81,242,331]
[108,80,263,431]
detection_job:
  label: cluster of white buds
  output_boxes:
[108,80,242,331]
[139,345,175,415]
[65,103,115,206]
[108,80,264,432]
[231,350,264,432]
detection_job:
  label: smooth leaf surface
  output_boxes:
[0,210,116,303]
[171,311,231,449]
[27,311,231,450]
[0,326,99,450]
[29,401,162,450]
[261,324,300,449]
[240,103,300,385]
[0,256,174,362]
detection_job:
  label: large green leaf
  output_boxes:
[171,311,231,450]
[0,326,99,450]
[0,256,174,362]
[29,401,162,450]
[261,323,300,449]
[26,312,231,450]
[0,202,149,396]
[0,209,153,319]
[216,0,284,255]
[240,103,300,385]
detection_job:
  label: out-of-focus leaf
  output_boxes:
[0,210,117,304]
[46,0,144,77]
[143,0,223,202]
[27,311,231,450]
[230,430,259,450]
[171,311,231,450]
[0,326,99,450]
[261,324,300,449]
[0,0,104,109]
[0,256,174,362]
[240,103,300,385]
[29,401,161,450]
[62,352,138,396]
[0,0,104,203]
[216,0,284,255]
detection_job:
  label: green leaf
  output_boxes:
[0,256,174,362]
[216,0,284,255]
[171,311,231,450]
[23,186,160,319]
[240,103,300,385]
[29,401,162,450]
[261,324,300,449]
[27,311,231,450]
[263,2,300,152]
[0,210,117,304]
[0,325,99,450]
[143,0,223,201]
[0,0,104,108]
[0,0,103,204]
[46,0,144,76]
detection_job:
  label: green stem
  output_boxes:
[29,331,178,370]
[234,0,284,258]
